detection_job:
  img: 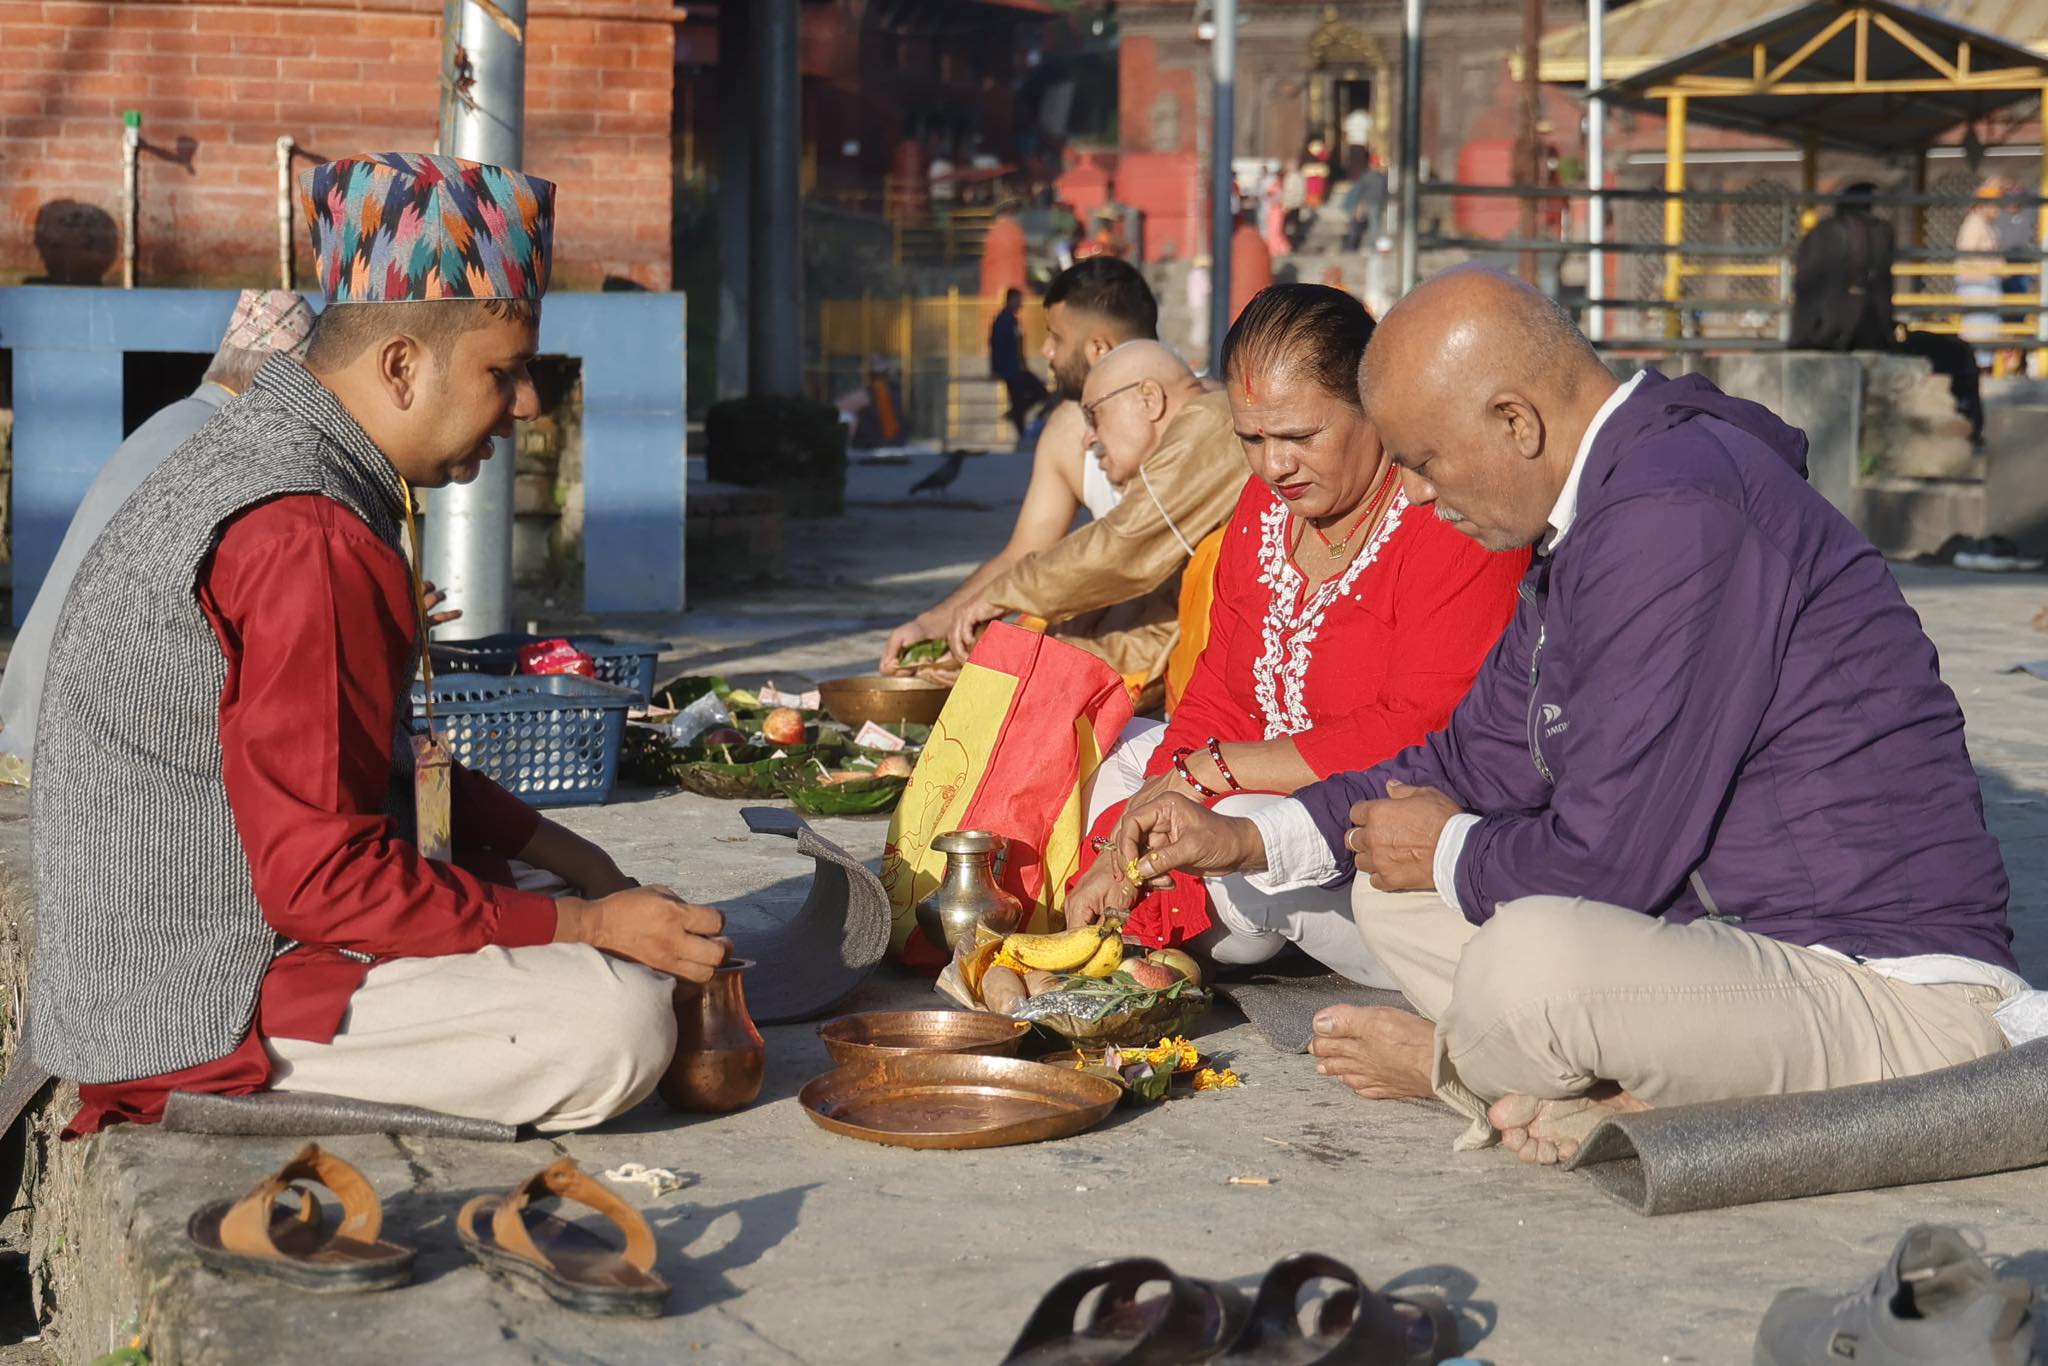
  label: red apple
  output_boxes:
[699,726,748,747]
[1125,960,1180,991]
[1146,948,1202,988]
[873,754,914,778]
[761,707,806,746]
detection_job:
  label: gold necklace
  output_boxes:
[1298,468,1396,561]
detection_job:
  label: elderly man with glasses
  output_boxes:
[946,340,1246,698]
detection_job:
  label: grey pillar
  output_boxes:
[716,1,751,400]
[1207,0,1237,377]
[1585,0,1607,340]
[1399,0,1424,295]
[749,0,802,395]
[427,0,526,638]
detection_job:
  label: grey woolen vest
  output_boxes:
[31,357,412,1083]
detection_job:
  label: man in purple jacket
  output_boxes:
[1118,268,2024,1165]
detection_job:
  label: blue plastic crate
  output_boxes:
[427,633,670,703]
[410,672,636,807]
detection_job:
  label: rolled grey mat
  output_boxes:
[1214,971,1415,1054]
[1566,1037,2048,1215]
[161,1090,516,1142]
[0,1038,55,1216]
[730,807,890,1025]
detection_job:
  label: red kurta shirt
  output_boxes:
[1085,474,1531,944]
[69,495,558,1135]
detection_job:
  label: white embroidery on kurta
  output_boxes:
[1250,489,1407,738]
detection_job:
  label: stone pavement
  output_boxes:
[6,450,2048,1364]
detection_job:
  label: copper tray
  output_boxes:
[798,1054,1122,1150]
[817,1009,1031,1069]
[816,675,951,729]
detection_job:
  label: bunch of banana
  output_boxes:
[999,925,1123,978]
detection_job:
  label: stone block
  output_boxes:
[1983,405,2048,555]
[1858,352,1978,480]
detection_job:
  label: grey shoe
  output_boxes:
[1755,1225,2036,1365]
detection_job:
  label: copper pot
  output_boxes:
[659,959,765,1113]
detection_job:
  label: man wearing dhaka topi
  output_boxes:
[1110,267,2031,1166]
[24,153,723,1137]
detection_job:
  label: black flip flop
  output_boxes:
[185,1143,414,1293]
[456,1157,670,1318]
[1223,1253,1459,1365]
[1003,1256,1251,1365]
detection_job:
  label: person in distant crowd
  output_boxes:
[16,153,725,1139]
[1074,207,1129,262]
[1790,181,1896,351]
[1958,181,2007,368]
[0,291,318,775]
[880,259,1161,679]
[1104,267,2027,1168]
[1302,138,1332,211]
[1282,159,1309,252]
[1343,154,1389,253]
[1262,163,1292,259]
[989,288,1051,441]
[942,340,1247,695]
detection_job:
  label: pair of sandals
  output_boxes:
[1003,1253,1460,1365]
[184,1143,669,1317]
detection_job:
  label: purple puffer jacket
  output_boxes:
[1297,370,2016,969]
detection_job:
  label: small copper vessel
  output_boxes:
[915,829,1025,954]
[659,958,765,1113]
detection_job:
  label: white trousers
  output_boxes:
[268,942,677,1133]
[1087,720,1398,989]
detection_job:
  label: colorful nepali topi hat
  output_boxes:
[221,289,316,357]
[300,152,554,305]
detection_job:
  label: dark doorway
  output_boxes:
[122,352,211,437]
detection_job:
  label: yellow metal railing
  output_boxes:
[816,291,1052,445]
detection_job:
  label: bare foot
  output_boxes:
[1307,1005,1434,1100]
[1487,1083,1651,1166]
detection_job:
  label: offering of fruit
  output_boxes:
[1145,948,1202,988]
[1001,925,1120,972]
[699,726,748,747]
[873,754,914,779]
[1124,959,1179,991]
[761,707,807,746]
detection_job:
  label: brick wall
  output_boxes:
[0,0,675,291]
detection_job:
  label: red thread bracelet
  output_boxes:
[1171,746,1221,799]
[1205,737,1243,792]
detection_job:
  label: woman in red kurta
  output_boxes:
[1069,285,1528,978]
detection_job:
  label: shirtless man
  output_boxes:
[879,259,1159,677]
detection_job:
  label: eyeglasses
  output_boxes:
[1081,380,1148,428]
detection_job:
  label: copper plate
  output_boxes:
[798,1054,1122,1150]
[817,1009,1031,1069]
[816,675,951,729]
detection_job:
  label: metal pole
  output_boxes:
[1516,0,1542,284]
[121,111,140,289]
[427,0,526,638]
[749,0,803,394]
[1399,0,1424,294]
[1207,0,1237,376]
[1585,0,1606,340]
[276,134,296,290]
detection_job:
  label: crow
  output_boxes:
[909,449,968,496]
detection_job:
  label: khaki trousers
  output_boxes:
[1350,885,2009,1144]
[268,943,676,1133]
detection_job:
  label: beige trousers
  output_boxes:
[268,943,676,1133]
[1350,884,2009,1142]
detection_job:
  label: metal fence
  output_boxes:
[1419,182,2048,358]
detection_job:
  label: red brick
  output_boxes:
[235,34,314,57]
[4,21,61,45]
[193,53,277,77]
[355,13,433,39]
[533,18,597,44]
[40,2,111,24]
[632,42,674,70]
[4,115,61,138]
[211,9,279,35]
[279,57,358,82]
[44,95,111,119]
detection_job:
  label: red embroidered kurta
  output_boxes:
[1084,474,1531,944]
[69,495,557,1135]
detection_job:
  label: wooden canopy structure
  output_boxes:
[1535,0,2048,313]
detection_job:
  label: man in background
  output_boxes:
[988,288,1049,442]
[0,291,317,775]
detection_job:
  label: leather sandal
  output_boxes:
[1002,1256,1251,1365]
[185,1142,415,1293]
[456,1157,670,1317]
[1223,1253,1459,1365]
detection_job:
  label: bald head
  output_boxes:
[1087,339,1195,395]
[1081,340,1202,487]
[1360,267,1618,551]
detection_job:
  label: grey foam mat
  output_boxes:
[1567,1037,2048,1215]
[1214,969,1416,1054]
[161,1089,517,1142]
[731,808,890,1025]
